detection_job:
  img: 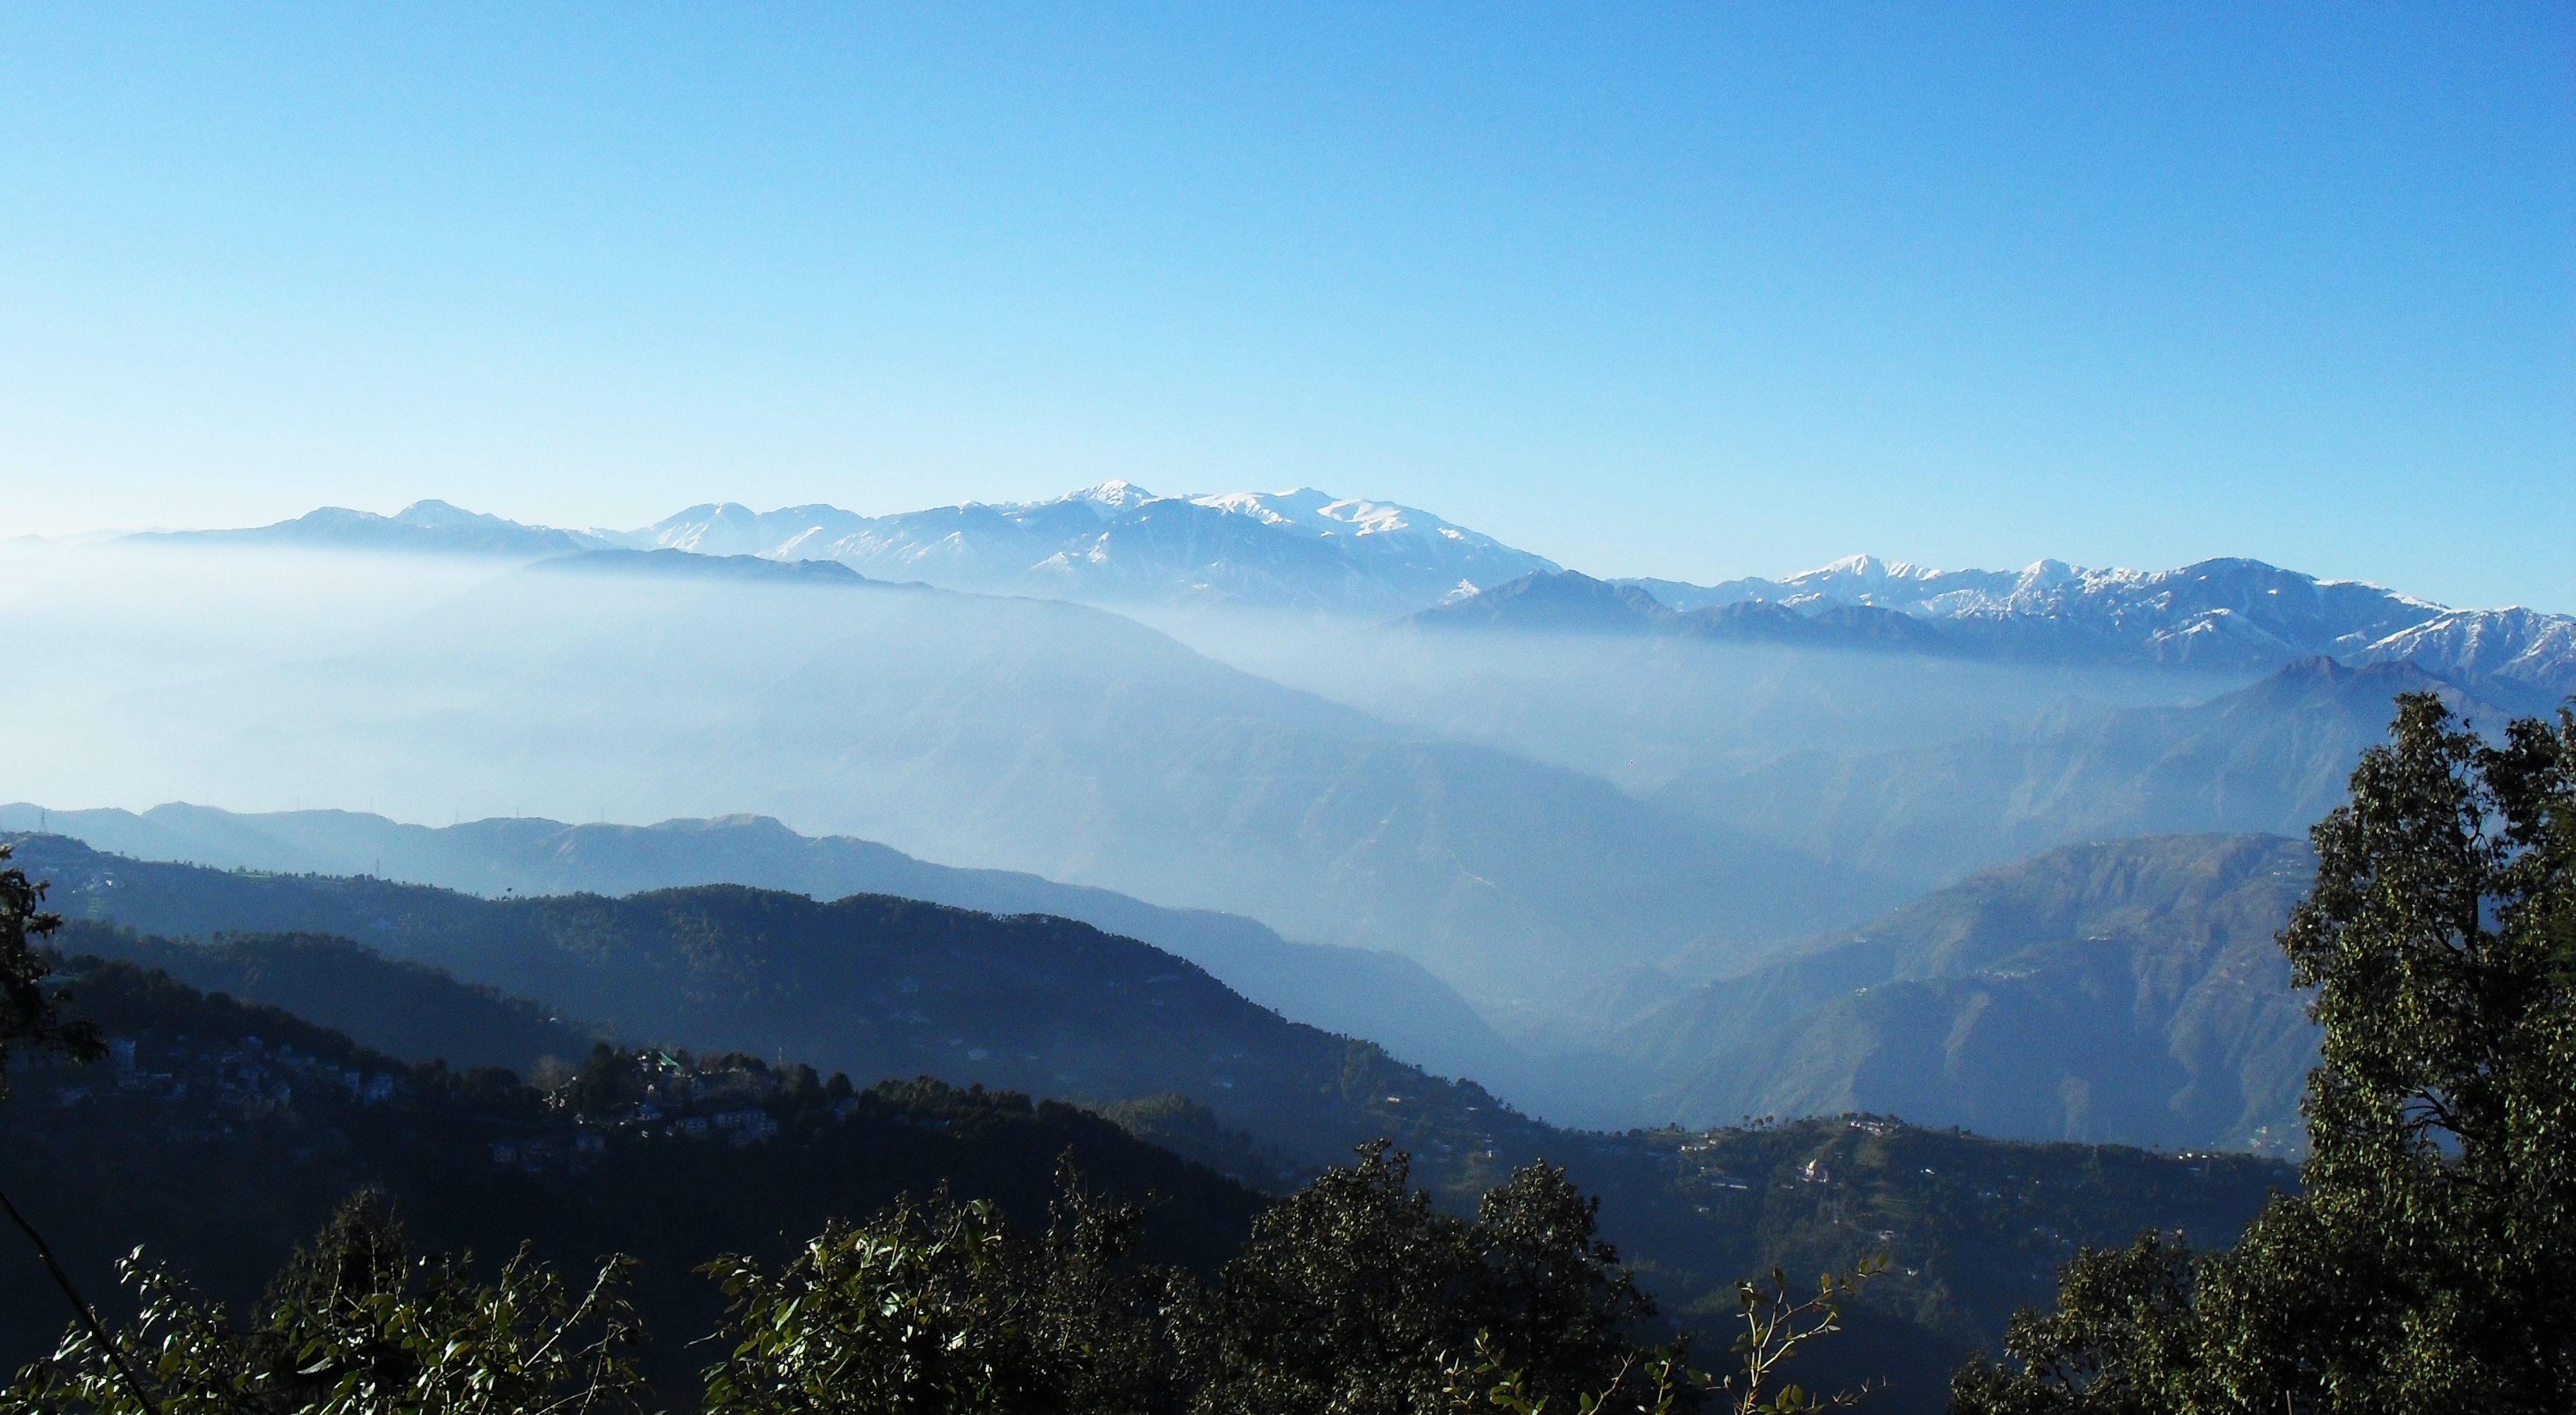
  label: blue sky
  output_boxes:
[4,3,2568,609]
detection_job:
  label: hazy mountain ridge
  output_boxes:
[4,832,1536,1177]
[1592,835,2321,1151]
[109,496,2569,693]
[1412,570,1952,654]
[54,921,595,1075]
[0,801,1528,1099]
[125,500,618,559]
[1654,656,2505,888]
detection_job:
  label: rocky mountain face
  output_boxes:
[1573,834,2322,1152]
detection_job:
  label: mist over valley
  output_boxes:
[4,488,2568,1409]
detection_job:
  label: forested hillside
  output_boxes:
[54,922,593,1075]
[0,959,1265,1398]
[0,803,1529,1102]
[8,835,1524,1178]
[3,953,2291,1411]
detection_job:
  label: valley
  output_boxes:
[6,885,2296,1411]
[3,493,2567,1409]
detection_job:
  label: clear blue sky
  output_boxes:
[4,3,2568,609]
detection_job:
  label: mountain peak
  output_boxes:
[391,498,475,524]
[1811,553,1886,578]
[1187,488,1342,527]
[1061,480,1159,511]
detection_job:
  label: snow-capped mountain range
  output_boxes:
[1611,554,2575,700]
[609,482,1557,611]
[121,490,2572,700]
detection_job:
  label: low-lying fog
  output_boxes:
[1128,604,2250,796]
[2,541,2291,1008]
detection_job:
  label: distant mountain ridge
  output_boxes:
[1431,557,2573,700]
[126,499,619,558]
[114,498,2569,688]
[1653,655,2512,888]
[4,831,1578,1186]
[607,482,1561,611]
[1412,570,1950,654]
[120,486,1558,612]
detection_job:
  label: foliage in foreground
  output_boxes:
[1952,694,2576,1413]
[4,1139,1883,1414]
[5,1193,645,1414]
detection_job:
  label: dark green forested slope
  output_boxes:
[0,846,2304,1411]
[4,951,2294,1411]
[8,834,1517,1181]
[1,957,1265,1399]
[0,802,1530,1099]
[54,921,595,1075]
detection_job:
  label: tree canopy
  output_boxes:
[8,1144,1744,1414]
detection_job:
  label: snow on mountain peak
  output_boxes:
[1061,480,1159,511]
[1179,489,1537,556]
[1184,487,1367,532]
[1808,553,1887,580]
[391,499,503,530]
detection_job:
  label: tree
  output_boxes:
[1200,1142,1688,1414]
[1952,694,2576,1412]
[1198,1141,1479,1414]
[698,1162,1191,1415]
[2,1191,647,1414]
[0,841,102,1099]
[565,1042,644,1117]
[1469,1161,1655,1390]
